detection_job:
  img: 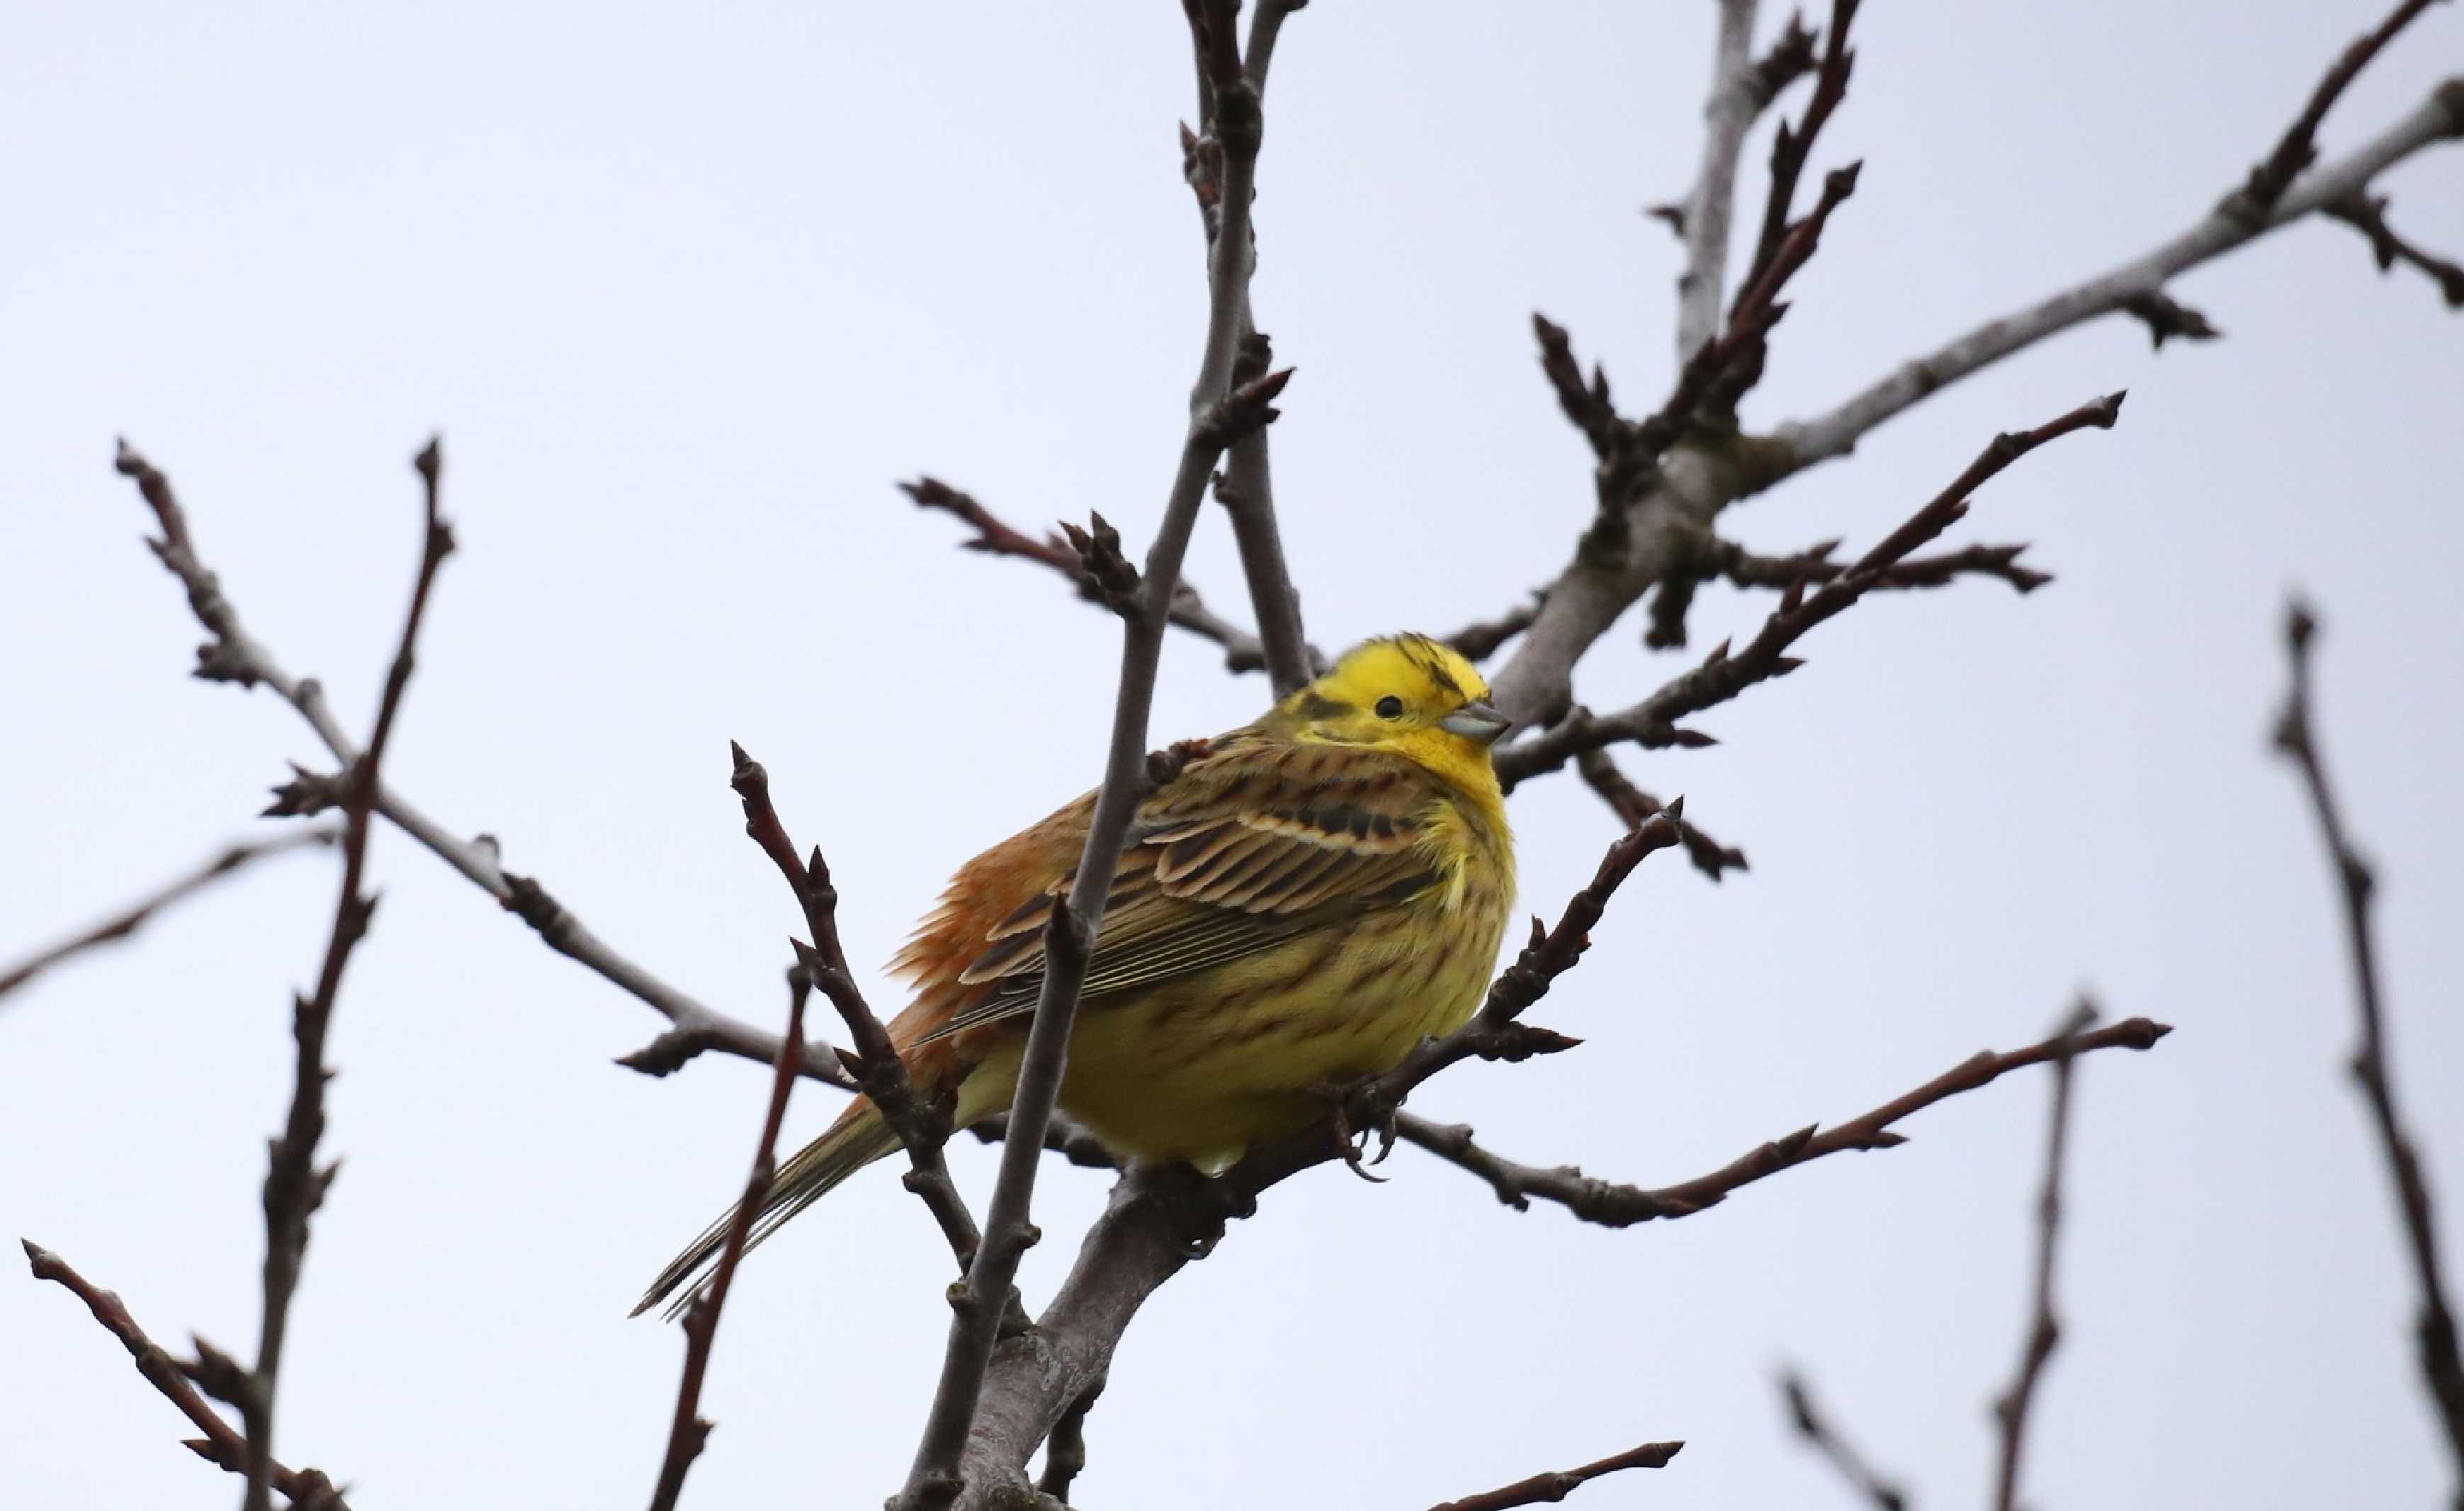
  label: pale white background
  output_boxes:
[6,3,2461,1507]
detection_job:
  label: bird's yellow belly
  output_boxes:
[958,895,1508,1171]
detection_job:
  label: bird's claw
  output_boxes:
[1311,1077,1394,1184]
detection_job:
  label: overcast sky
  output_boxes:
[6,3,2462,1507]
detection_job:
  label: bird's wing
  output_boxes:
[912,742,1442,1046]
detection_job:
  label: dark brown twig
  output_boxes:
[111,441,855,1092]
[1426,1438,1685,1511]
[648,971,811,1511]
[2274,601,2464,1495]
[2228,0,2444,221]
[904,475,1318,680]
[1741,0,1860,295]
[1498,392,2123,788]
[21,1242,351,1508]
[1749,11,1820,111]
[1573,748,1746,881]
[1713,536,2052,597]
[0,827,337,1004]
[2325,188,2464,307]
[899,9,1277,1505]
[727,743,982,1271]
[1365,808,1684,1107]
[224,438,451,1511]
[1780,1371,1909,1510]
[1394,1015,2168,1228]
[1989,1001,2098,1511]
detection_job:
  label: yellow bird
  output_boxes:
[638,633,1515,1316]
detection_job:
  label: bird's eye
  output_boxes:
[1375,696,1403,719]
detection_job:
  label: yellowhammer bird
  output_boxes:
[635,633,1515,1317]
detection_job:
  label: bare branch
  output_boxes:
[230,438,451,1511]
[648,973,812,1511]
[1573,747,1747,881]
[725,742,983,1272]
[2273,601,2464,1491]
[109,441,857,1092]
[1393,1015,2169,1228]
[1777,79,2463,472]
[905,474,1315,681]
[1486,71,2460,742]
[0,827,337,1004]
[1713,535,2052,597]
[2228,0,2445,221]
[1673,0,1765,360]
[1989,1001,2098,1511]
[2325,188,2464,307]
[22,1242,351,1508]
[1780,1371,1909,1511]
[1740,0,1860,298]
[1185,0,1318,700]
[1427,1438,1685,1511]
[1498,393,2123,787]
[902,8,1280,1505]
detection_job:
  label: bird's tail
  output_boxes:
[632,1099,901,1320]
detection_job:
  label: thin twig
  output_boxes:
[1713,536,2052,597]
[1364,808,1685,1106]
[2325,188,2464,306]
[21,1242,351,1508]
[897,8,1281,1505]
[1392,1014,2169,1228]
[728,743,983,1269]
[1780,1371,1909,1511]
[2274,601,2464,1495]
[1500,393,2123,787]
[0,827,337,1004]
[221,439,452,1511]
[1740,0,1860,298]
[905,475,1313,680]
[1573,747,1747,881]
[2228,0,2445,220]
[647,972,811,1511]
[1989,1000,2098,1511]
[108,441,858,1091]
[1426,1439,1685,1511]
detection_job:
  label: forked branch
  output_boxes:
[111,442,859,1091]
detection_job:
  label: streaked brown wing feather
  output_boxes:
[913,741,1442,1046]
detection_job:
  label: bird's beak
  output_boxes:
[1439,701,1512,745]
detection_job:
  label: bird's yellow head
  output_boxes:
[1276,633,1512,794]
